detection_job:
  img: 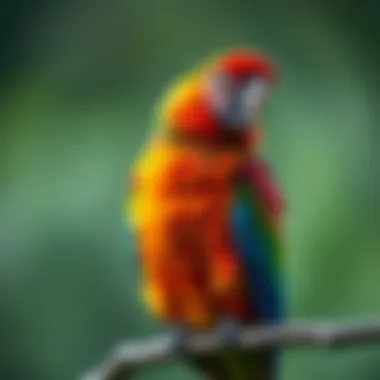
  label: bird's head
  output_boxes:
[159,48,277,147]
[204,48,277,128]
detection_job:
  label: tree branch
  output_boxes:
[80,320,380,380]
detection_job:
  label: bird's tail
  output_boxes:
[250,351,277,380]
[231,349,277,380]
[192,349,277,380]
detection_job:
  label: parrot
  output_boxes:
[125,48,285,380]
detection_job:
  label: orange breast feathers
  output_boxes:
[126,143,247,328]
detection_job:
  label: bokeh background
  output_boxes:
[0,0,379,379]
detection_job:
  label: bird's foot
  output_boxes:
[215,317,242,347]
[168,325,190,354]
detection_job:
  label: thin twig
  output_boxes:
[80,320,380,380]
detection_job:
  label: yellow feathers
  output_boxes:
[125,139,246,326]
[125,143,167,229]
[154,54,220,129]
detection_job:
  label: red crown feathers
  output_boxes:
[215,48,277,83]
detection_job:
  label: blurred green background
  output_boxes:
[0,0,379,379]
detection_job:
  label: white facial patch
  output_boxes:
[206,73,269,127]
[241,78,268,121]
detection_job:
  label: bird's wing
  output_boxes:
[229,156,285,322]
